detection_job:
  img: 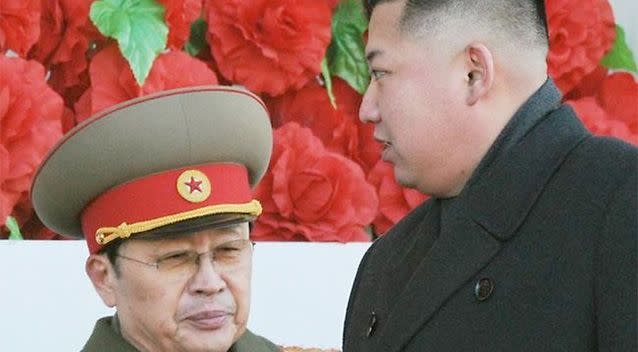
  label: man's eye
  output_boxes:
[217,245,241,253]
[215,241,247,260]
[371,70,387,80]
[158,252,192,263]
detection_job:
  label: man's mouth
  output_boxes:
[374,136,393,161]
[185,310,233,330]
[377,139,392,151]
[374,135,391,149]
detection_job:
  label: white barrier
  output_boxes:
[0,240,370,351]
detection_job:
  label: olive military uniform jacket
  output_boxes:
[343,80,637,351]
[82,315,280,352]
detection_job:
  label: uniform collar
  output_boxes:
[229,329,280,352]
[83,315,278,352]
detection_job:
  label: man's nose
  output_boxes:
[359,83,380,123]
[189,253,226,295]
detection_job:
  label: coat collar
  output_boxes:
[465,88,589,240]
[375,80,589,352]
[459,79,588,241]
[469,78,563,174]
[456,78,588,241]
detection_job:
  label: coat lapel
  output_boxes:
[378,214,501,352]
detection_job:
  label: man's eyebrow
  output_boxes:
[366,49,383,64]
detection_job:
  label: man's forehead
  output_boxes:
[370,0,407,32]
[366,1,406,62]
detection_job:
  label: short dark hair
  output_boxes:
[102,238,125,275]
[366,0,548,47]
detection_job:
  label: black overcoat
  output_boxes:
[343,81,637,352]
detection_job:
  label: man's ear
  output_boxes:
[464,43,494,105]
[86,255,118,308]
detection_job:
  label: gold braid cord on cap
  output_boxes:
[95,200,262,245]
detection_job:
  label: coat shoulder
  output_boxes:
[561,134,637,200]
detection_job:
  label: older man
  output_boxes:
[31,86,279,352]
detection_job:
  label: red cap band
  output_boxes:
[81,163,252,253]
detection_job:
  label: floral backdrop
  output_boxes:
[1,0,636,241]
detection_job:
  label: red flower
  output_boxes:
[564,69,638,143]
[0,0,41,57]
[366,160,428,236]
[75,45,218,121]
[204,0,332,96]
[567,96,638,145]
[19,208,69,239]
[60,106,77,133]
[28,0,65,64]
[157,0,203,50]
[0,55,63,224]
[266,77,380,173]
[326,0,340,10]
[30,0,106,106]
[1,193,30,238]
[0,193,69,239]
[546,0,615,95]
[562,65,609,101]
[142,49,218,93]
[253,122,378,242]
[596,72,638,134]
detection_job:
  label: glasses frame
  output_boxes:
[115,239,256,274]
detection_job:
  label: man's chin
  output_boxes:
[393,167,415,189]
[177,322,237,352]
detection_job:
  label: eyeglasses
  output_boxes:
[116,239,254,278]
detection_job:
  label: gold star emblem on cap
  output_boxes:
[177,170,211,203]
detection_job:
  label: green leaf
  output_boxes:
[90,0,168,86]
[321,58,337,109]
[5,216,23,240]
[326,0,370,94]
[185,17,208,57]
[601,25,637,73]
